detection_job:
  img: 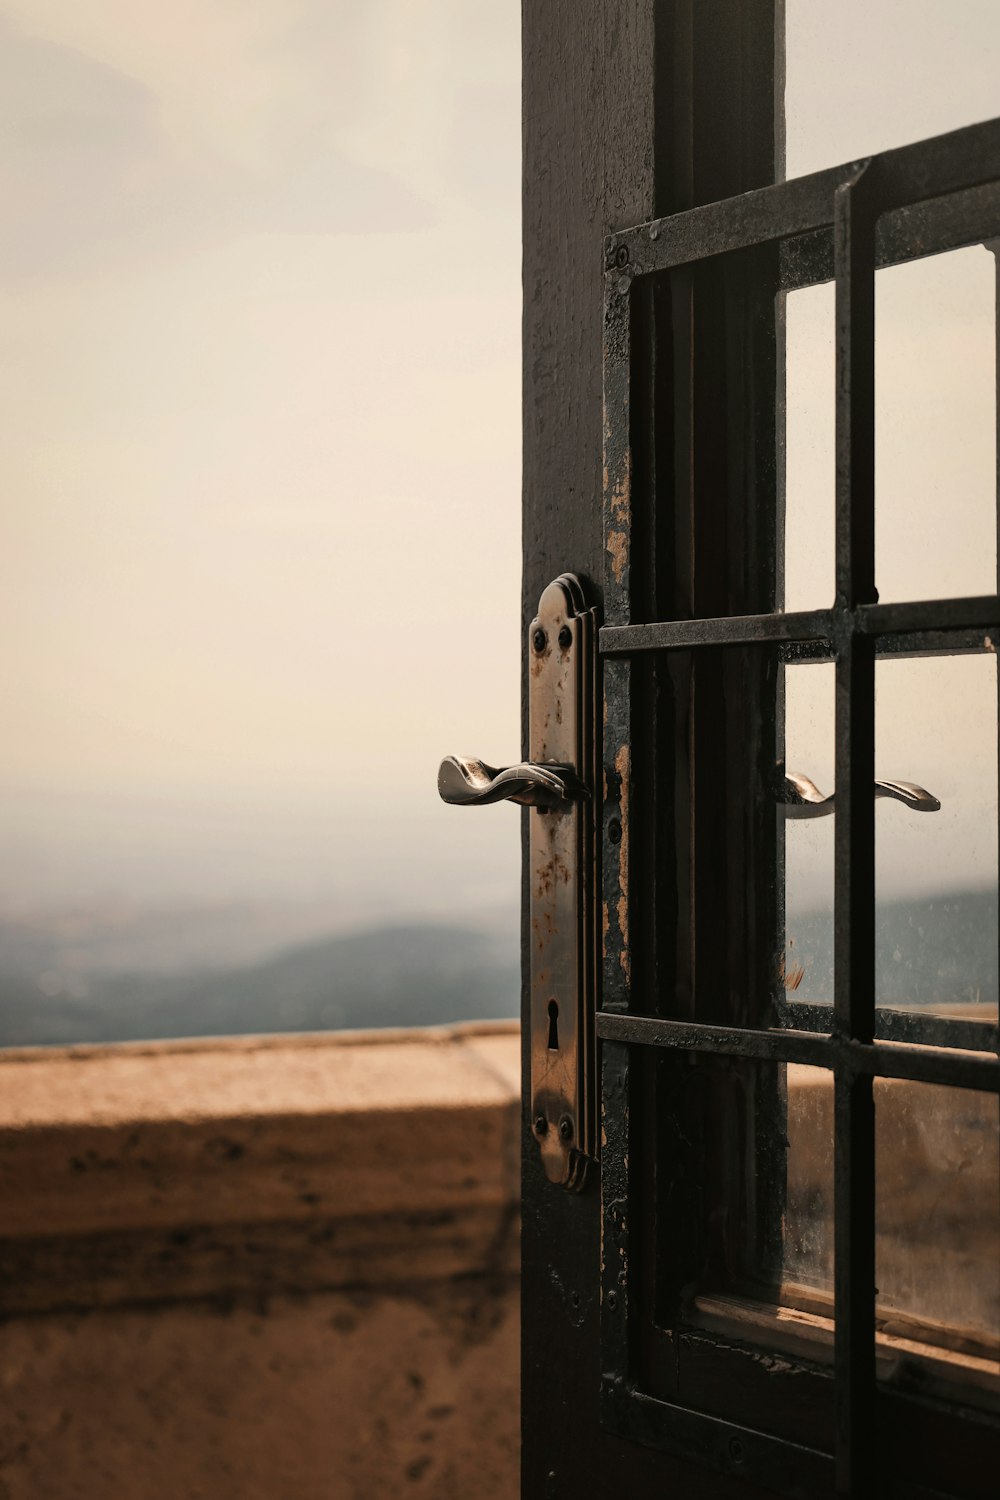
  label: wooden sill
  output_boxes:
[0,1022,521,1314]
[693,1290,1000,1411]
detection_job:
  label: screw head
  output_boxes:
[558,624,573,650]
[608,817,622,845]
[615,244,630,267]
[606,1290,617,1310]
[558,1116,573,1142]
[533,1114,548,1136]
[532,628,547,653]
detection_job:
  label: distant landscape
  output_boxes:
[0,888,994,1049]
[785,886,998,1011]
[0,904,521,1048]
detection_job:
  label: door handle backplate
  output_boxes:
[437,573,598,1190]
[526,574,598,1190]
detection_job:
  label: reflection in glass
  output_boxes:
[876,247,996,604]
[876,1080,999,1358]
[876,655,999,1027]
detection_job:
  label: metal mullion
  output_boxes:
[613,116,1000,281]
[596,1011,833,1068]
[858,595,1000,635]
[595,1012,1000,1091]
[600,609,832,655]
[779,998,1000,1054]
[600,262,635,1389]
[994,239,1000,1069]
[833,169,878,1498]
[781,179,1000,294]
[600,601,999,659]
[783,626,996,664]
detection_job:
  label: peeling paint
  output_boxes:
[609,449,631,520]
[606,528,627,585]
[614,743,631,983]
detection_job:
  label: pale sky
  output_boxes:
[0,1,522,919]
[0,2,997,923]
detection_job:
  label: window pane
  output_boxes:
[875,247,996,605]
[784,283,834,613]
[783,1064,834,1298]
[876,1080,999,1372]
[785,1,1000,180]
[876,655,999,1035]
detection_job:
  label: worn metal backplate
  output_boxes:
[528,574,598,1189]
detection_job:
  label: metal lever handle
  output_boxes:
[781,771,941,819]
[437,755,585,809]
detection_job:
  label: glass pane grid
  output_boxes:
[601,116,1000,1496]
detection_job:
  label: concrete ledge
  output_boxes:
[0,1023,521,1314]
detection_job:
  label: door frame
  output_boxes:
[521,5,782,1496]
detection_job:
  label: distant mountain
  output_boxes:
[785,887,998,1010]
[0,921,520,1048]
[0,888,994,1049]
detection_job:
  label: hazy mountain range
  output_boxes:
[0,909,520,1048]
[0,889,994,1049]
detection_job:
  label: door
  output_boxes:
[520,5,1000,1496]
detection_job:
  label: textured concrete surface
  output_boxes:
[0,1283,519,1500]
[0,1025,521,1309]
[0,1025,521,1499]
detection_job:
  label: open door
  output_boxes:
[517,5,999,1496]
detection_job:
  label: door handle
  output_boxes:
[437,756,586,809]
[781,771,940,818]
[437,574,598,1191]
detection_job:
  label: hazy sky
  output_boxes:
[0,2,997,923]
[0,1,522,919]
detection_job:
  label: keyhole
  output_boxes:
[547,998,560,1051]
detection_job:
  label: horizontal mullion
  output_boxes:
[596,1012,1000,1091]
[600,610,831,655]
[780,180,1000,293]
[596,1013,832,1066]
[609,117,1000,279]
[858,595,999,636]
[778,999,999,1054]
[608,166,843,274]
[783,626,992,664]
[599,597,999,657]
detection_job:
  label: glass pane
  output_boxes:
[876,655,999,1033]
[786,1,1000,179]
[876,1080,1000,1366]
[784,283,835,613]
[876,247,996,604]
[783,1064,834,1300]
[0,4,521,1046]
[783,662,835,1007]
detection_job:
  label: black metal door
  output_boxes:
[521,6,999,1497]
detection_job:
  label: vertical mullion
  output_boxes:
[992,241,1000,1066]
[600,269,633,1387]
[833,170,878,1497]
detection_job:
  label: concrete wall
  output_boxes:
[0,1026,521,1500]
